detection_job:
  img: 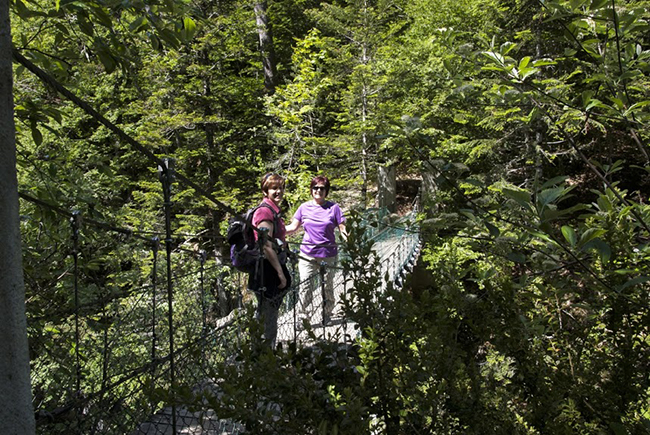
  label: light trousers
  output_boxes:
[298,255,337,319]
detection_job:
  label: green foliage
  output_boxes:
[10,0,650,432]
[413,174,650,433]
[267,29,343,172]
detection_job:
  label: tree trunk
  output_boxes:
[420,165,438,216]
[253,1,278,94]
[377,164,396,213]
[360,35,369,208]
[0,2,36,432]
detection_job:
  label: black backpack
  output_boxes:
[226,203,280,274]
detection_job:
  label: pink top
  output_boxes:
[252,197,286,242]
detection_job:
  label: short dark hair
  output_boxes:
[261,173,285,193]
[310,175,330,195]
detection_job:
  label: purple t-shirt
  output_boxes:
[252,198,286,242]
[293,200,345,258]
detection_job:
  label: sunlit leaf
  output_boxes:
[561,226,577,247]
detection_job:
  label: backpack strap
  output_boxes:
[251,202,281,240]
[252,203,289,265]
[253,202,280,228]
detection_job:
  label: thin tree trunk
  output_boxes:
[377,164,396,213]
[360,37,369,207]
[420,164,438,216]
[0,1,36,432]
[254,1,278,94]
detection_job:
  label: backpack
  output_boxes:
[226,203,280,274]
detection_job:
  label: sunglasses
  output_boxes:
[312,186,327,191]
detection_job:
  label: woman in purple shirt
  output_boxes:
[286,175,347,324]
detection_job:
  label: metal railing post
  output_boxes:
[70,211,82,397]
[320,261,327,327]
[290,250,299,342]
[158,158,177,434]
[200,250,207,340]
[150,236,159,413]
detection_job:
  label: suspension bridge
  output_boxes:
[134,210,421,434]
[26,202,420,435]
[12,49,422,435]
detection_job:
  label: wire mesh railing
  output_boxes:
[29,231,230,434]
[27,204,420,435]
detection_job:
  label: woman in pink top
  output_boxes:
[248,173,291,346]
[286,175,347,324]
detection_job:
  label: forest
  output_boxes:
[1,0,650,433]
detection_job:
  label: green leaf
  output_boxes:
[183,17,197,40]
[617,276,650,292]
[31,125,43,145]
[537,186,566,208]
[532,59,557,67]
[585,98,606,111]
[623,100,650,117]
[540,176,567,189]
[149,34,160,50]
[596,194,613,212]
[482,51,505,65]
[619,70,641,82]
[589,0,609,9]
[129,16,148,33]
[609,96,625,110]
[507,251,526,263]
[583,238,611,263]
[530,230,560,246]
[519,67,539,80]
[462,178,484,188]
[453,113,468,124]
[485,221,500,237]
[561,226,577,247]
[502,188,532,210]
[481,65,506,72]
[77,15,94,37]
[578,228,607,246]
[45,325,61,334]
[158,28,180,49]
[14,0,30,19]
[97,49,116,73]
[500,41,517,55]
[90,6,113,28]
